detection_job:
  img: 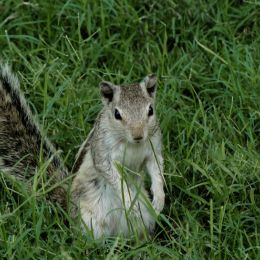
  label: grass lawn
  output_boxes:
[0,0,260,258]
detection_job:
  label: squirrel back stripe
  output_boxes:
[0,65,68,206]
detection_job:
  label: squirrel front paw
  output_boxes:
[152,191,165,214]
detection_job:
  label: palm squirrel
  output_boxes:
[71,75,165,238]
[0,65,165,238]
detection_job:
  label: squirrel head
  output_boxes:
[100,74,158,144]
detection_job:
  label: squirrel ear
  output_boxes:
[143,74,157,97]
[100,81,114,103]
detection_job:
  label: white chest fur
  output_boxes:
[77,138,156,238]
[111,141,150,172]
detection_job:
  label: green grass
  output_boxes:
[1,0,260,258]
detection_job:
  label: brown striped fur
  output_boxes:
[0,64,68,206]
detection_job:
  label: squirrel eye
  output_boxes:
[114,109,122,120]
[148,105,153,117]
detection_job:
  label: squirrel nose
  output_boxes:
[133,136,143,141]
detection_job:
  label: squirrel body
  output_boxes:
[0,65,165,238]
[71,77,165,238]
[0,65,68,205]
